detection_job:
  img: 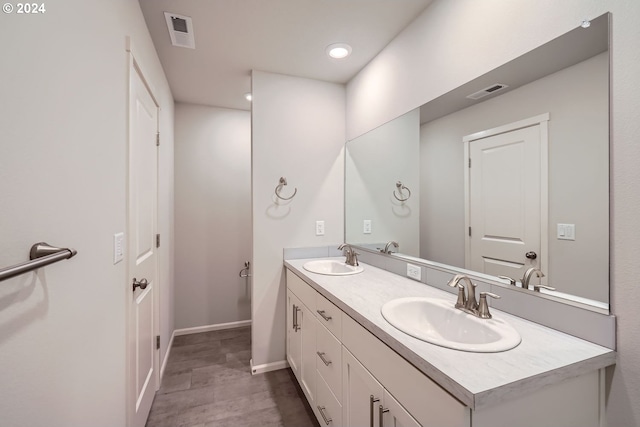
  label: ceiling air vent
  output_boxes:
[466,83,508,100]
[164,12,195,49]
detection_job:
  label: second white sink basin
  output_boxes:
[381,297,521,352]
[303,259,364,276]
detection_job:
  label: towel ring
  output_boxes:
[275,177,297,200]
[393,181,411,202]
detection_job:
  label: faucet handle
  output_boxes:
[498,275,517,286]
[533,284,556,292]
[478,292,501,319]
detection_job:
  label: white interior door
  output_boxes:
[467,124,542,280]
[128,59,159,427]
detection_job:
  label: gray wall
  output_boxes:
[251,71,345,368]
[0,0,174,425]
[346,1,640,425]
[174,104,251,329]
[420,52,608,302]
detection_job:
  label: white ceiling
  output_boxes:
[139,0,433,111]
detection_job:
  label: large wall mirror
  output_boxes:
[345,13,610,311]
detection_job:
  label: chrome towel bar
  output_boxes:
[0,242,77,282]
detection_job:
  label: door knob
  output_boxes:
[132,278,148,291]
[525,251,537,260]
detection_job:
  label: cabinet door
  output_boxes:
[286,290,302,378]
[343,347,384,427]
[382,389,421,427]
[299,301,317,403]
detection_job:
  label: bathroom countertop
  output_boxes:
[284,258,616,410]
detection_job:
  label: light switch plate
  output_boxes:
[316,221,325,236]
[114,232,124,264]
[407,263,422,281]
[363,220,372,234]
[557,223,576,240]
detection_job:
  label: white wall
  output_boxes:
[251,71,345,367]
[345,109,420,256]
[346,0,640,425]
[420,52,609,302]
[0,1,174,426]
[174,104,251,329]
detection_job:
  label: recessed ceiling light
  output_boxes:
[244,93,252,101]
[580,19,591,28]
[326,43,352,59]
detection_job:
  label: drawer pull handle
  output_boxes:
[379,405,389,427]
[370,395,380,427]
[293,304,301,332]
[317,351,332,366]
[317,405,332,425]
[317,309,332,321]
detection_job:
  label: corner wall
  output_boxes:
[0,1,174,425]
[346,1,640,425]
[251,71,345,367]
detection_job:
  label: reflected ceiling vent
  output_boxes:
[466,83,508,100]
[164,12,195,49]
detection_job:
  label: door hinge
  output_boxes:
[156,132,160,147]
[156,335,160,350]
[468,158,472,168]
[156,234,160,248]
[469,226,472,237]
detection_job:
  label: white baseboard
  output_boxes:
[173,319,252,336]
[159,330,176,380]
[250,358,289,375]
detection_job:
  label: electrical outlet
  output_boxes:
[407,263,422,281]
[363,219,372,234]
[316,221,325,236]
[114,232,124,264]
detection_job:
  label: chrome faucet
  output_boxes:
[521,268,544,290]
[382,241,399,254]
[338,244,359,267]
[448,274,477,311]
[447,274,501,319]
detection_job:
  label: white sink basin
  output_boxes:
[381,297,521,352]
[303,259,364,276]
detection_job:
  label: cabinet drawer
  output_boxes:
[342,314,470,427]
[316,293,342,339]
[316,323,342,403]
[287,269,317,312]
[316,372,343,427]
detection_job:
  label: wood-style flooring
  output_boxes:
[145,326,319,427]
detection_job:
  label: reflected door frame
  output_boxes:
[463,113,549,284]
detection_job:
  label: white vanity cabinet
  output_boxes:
[343,347,421,427]
[286,286,317,405]
[286,270,466,427]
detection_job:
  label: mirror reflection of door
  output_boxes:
[464,116,548,282]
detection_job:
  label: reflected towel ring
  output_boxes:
[393,181,411,202]
[275,177,297,200]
